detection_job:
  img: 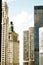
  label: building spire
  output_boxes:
[10,21,14,32]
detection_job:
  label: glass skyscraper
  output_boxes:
[34,6,43,65]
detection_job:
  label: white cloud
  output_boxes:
[10,11,28,26]
[9,11,34,31]
[9,11,34,42]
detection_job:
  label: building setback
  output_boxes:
[39,27,43,65]
[23,27,34,65]
[34,6,43,65]
[7,22,19,65]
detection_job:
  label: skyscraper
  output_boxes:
[34,6,43,27]
[23,31,29,65]
[34,6,43,65]
[29,27,34,65]
[23,27,34,65]
[1,2,9,65]
[7,22,19,65]
[1,2,19,65]
[39,27,43,65]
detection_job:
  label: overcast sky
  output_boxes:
[2,0,43,65]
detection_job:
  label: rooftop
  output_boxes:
[34,6,43,10]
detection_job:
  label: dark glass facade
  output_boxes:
[34,6,43,65]
[34,6,43,27]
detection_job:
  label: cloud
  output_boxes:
[9,11,34,44]
[9,11,34,41]
[9,11,34,32]
[11,11,28,26]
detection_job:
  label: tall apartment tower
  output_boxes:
[34,6,43,65]
[39,27,43,65]
[23,27,34,65]
[23,31,29,65]
[7,22,19,65]
[1,2,9,65]
[29,27,34,65]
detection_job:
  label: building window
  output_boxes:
[9,35,10,39]
[24,62,28,65]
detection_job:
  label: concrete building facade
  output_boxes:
[34,6,43,65]
[23,27,34,65]
[1,2,9,65]
[39,27,43,65]
[29,27,34,65]
[23,31,29,65]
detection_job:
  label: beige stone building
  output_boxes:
[1,2,19,65]
[7,22,19,65]
[1,2,9,65]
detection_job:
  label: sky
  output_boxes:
[2,0,43,65]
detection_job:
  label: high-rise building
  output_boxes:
[39,27,43,65]
[34,6,43,27]
[1,2,9,65]
[7,22,19,65]
[1,2,19,65]
[23,31,29,65]
[29,27,34,65]
[23,27,34,65]
[34,6,43,65]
